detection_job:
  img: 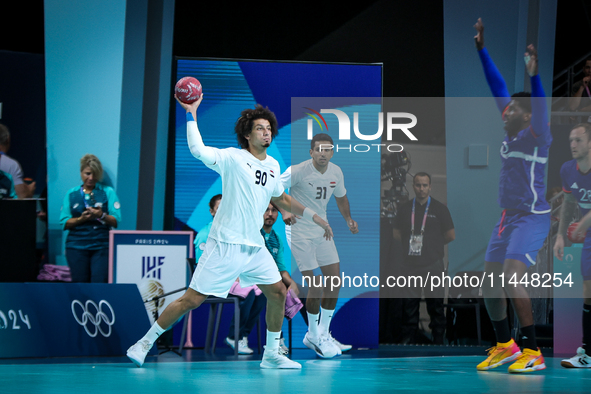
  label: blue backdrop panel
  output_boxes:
[0,283,154,358]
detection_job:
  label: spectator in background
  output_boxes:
[0,169,17,199]
[392,172,455,345]
[194,194,222,260]
[568,58,591,112]
[0,123,35,198]
[59,154,121,282]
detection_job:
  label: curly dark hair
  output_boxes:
[234,105,278,149]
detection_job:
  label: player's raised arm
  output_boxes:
[175,94,216,166]
[526,44,551,144]
[525,44,538,78]
[473,18,511,113]
[271,192,333,240]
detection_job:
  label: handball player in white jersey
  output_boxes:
[127,95,332,369]
[280,133,358,359]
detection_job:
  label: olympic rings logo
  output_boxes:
[71,300,116,338]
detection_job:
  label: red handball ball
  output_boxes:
[567,222,586,243]
[175,77,202,104]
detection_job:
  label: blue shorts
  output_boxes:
[485,210,550,267]
[580,233,591,280]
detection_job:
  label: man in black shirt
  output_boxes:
[393,172,455,344]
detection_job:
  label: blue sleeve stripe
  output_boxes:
[186,112,194,122]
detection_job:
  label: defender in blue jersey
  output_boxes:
[554,123,591,368]
[474,18,550,373]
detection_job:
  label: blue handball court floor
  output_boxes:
[0,346,589,393]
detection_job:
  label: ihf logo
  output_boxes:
[142,256,165,280]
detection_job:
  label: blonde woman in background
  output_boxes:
[60,154,121,282]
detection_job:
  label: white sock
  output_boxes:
[307,311,320,338]
[142,322,165,346]
[266,330,281,351]
[318,307,334,336]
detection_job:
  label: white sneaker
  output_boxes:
[328,332,352,353]
[127,339,151,367]
[303,332,339,359]
[225,337,253,355]
[260,346,301,369]
[279,337,289,355]
[561,347,591,368]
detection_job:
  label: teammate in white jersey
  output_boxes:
[280,133,358,358]
[127,95,332,369]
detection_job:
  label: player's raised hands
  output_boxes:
[525,44,538,77]
[473,18,484,50]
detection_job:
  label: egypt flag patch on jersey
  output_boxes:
[270,170,275,178]
[330,181,336,188]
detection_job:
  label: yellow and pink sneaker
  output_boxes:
[508,348,546,373]
[476,339,522,371]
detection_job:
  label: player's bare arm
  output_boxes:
[525,44,538,77]
[554,192,577,260]
[272,201,299,226]
[335,194,358,234]
[271,192,333,240]
[280,271,299,296]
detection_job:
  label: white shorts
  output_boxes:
[290,236,339,272]
[189,237,281,298]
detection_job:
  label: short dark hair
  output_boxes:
[234,105,278,149]
[310,133,334,150]
[209,194,222,210]
[510,92,532,114]
[413,172,431,185]
[572,123,591,140]
[0,123,9,146]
